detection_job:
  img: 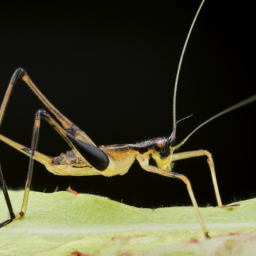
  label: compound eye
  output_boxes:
[155,139,171,159]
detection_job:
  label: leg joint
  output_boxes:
[11,68,26,84]
[35,109,51,119]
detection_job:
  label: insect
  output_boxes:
[0,0,255,238]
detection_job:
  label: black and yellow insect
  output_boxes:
[0,0,255,238]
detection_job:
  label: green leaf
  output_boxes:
[0,191,256,255]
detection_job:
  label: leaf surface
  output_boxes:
[0,191,255,255]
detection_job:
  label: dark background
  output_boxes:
[0,0,255,208]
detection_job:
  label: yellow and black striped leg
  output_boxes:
[0,108,84,226]
[19,110,41,217]
[0,68,107,171]
[0,68,72,130]
[19,109,79,217]
[0,164,15,228]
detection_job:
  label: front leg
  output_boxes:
[172,150,222,207]
[136,153,209,238]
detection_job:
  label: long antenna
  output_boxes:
[173,0,206,130]
[174,94,256,149]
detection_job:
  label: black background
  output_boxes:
[0,0,255,208]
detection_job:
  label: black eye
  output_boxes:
[155,139,171,159]
[159,147,171,159]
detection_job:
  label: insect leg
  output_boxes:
[0,68,69,130]
[172,150,222,206]
[35,109,109,170]
[0,68,95,146]
[0,163,15,228]
[1,108,75,226]
[0,134,53,167]
[19,108,82,218]
[136,154,209,238]
[0,69,108,170]
[18,109,41,218]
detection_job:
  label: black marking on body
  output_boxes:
[67,135,109,171]
[155,138,171,159]
[131,139,157,154]
[132,137,171,158]
[108,137,171,159]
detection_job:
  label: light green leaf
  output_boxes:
[0,191,255,255]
